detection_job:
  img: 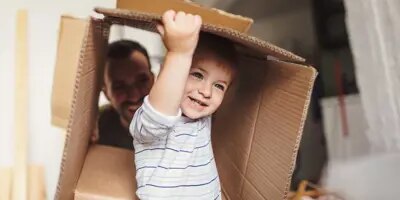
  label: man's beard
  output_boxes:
[118,99,143,123]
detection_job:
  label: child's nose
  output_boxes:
[198,83,212,98]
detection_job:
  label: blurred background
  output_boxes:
[0,0,399,199]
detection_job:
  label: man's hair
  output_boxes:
[107,39,152,70]
[196,32,238,68]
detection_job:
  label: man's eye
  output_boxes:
[139,77,149,83]
[190,72,203,80]
[214,84,225,91]
[112,85,126,90]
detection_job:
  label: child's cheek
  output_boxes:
[185,79,197,92]
[213,92,224,109]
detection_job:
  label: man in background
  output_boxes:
[92,40,154,150]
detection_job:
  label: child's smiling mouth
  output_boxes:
[189,96,208,107]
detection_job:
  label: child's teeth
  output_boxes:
[191,98,202,106]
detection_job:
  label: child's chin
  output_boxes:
[183,110,205,120]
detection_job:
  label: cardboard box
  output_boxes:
[52,2,316,200]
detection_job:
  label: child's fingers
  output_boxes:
[185,14,195,26]
[194,15,202,31]
[162,10,176,27]
[175,11,186,23]
[186,13,194,22]
[194,15,202,25]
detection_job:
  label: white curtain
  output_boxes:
[323,1,400,199]
[345,0,400,153]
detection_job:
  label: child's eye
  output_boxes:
[190,72,203,80]
[214,83,225,91]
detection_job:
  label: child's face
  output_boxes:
[181,51,234,119]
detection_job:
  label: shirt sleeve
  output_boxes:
[129,95,182,144]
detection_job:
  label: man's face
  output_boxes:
[104,51,154,126]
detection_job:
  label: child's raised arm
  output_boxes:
[148,10,202,116]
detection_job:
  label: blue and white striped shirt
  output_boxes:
[130,96,221,200]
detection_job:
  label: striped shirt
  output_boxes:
[130,96,221,200]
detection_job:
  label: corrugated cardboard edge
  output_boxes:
[54,17,92,200]
[55,17,109,199]
[282,63,317,200]
[94,7,305,63]
[116,0,253,33]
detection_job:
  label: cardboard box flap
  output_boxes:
[51,16,88,129]
[115,0,253,33]
[94,7,305,63]
[55,18,109,200]
[212,58,316,199]
[75,145,137,199]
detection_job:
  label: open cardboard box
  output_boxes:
[52,2,316,200]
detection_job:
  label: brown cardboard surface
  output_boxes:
[55,18,108,200]
[242,61,315,200]
[54,5,316,200]
[212,56,268,200]
[51,16,87,129]
[75,145,136,199]
[212,58,315,200]
[116,0,253,33]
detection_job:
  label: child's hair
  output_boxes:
[195,32,238,71]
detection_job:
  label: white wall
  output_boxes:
[0,1,168,197]
[0,9,17,168]
[0,0,116,198]
[248,1,316,56]
[320,95,370,162]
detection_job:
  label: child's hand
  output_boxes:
[157,10,202,56]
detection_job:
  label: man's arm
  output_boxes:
[148,10,202,116]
